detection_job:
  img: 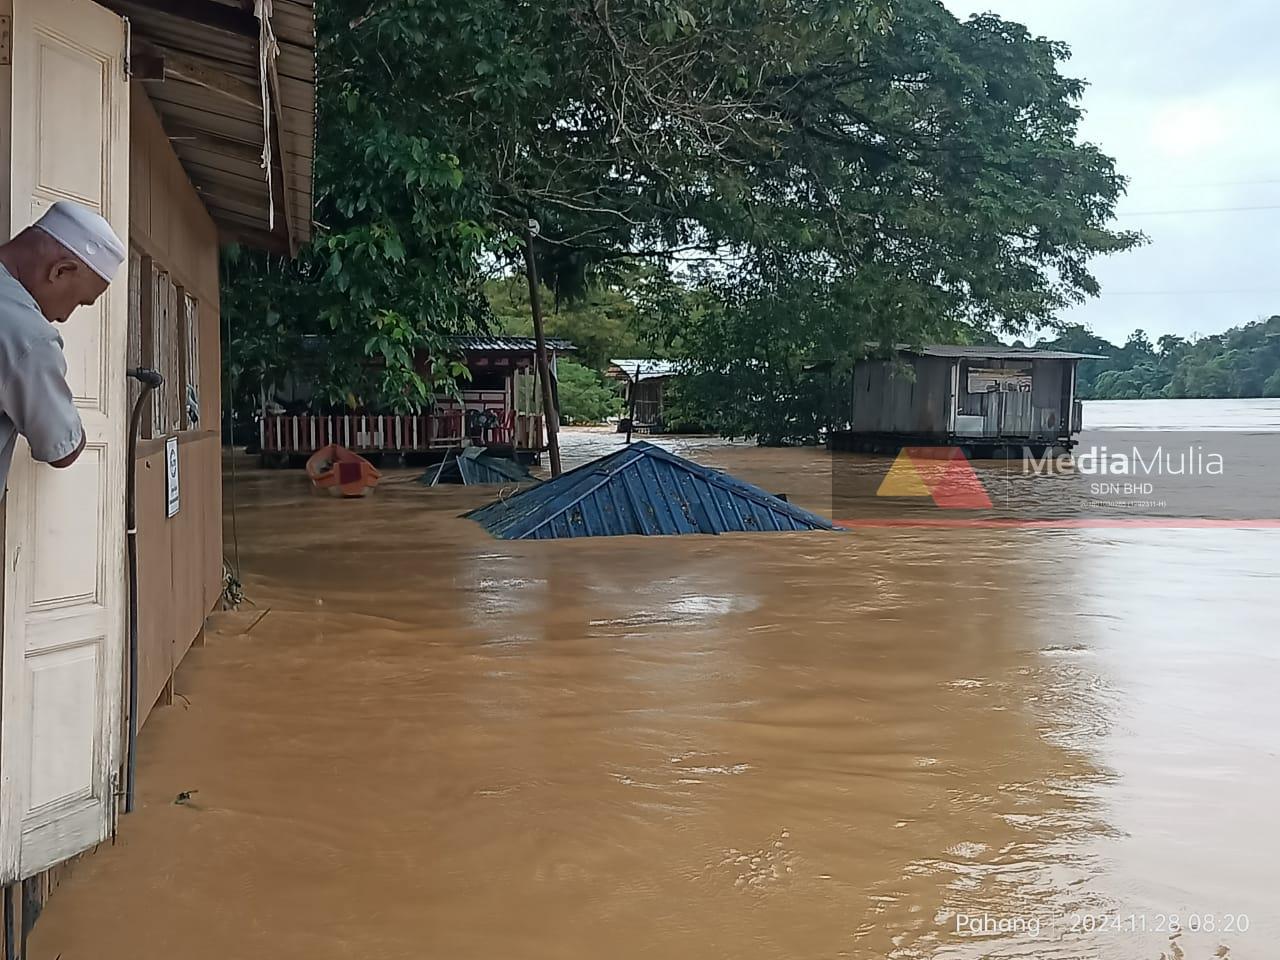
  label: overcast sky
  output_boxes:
[941,0,1279,344]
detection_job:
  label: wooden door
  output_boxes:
[0,0,129,882]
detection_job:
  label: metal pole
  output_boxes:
[522,222,562,477]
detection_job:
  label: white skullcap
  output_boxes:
[32,200,126,282]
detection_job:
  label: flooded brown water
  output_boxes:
[32,410,1280,960]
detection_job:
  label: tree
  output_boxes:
[554,359,625,423]
[1038,316,1280,401]
[223,0,1140,438]
[222,0,533,415]
[1264,369,1280,398]
[486,275,654,372]
[635,2,1141,440]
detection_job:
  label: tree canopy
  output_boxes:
[222,0,1140,437]
[1040,317,1280,400]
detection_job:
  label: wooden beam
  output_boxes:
[266,44,299,255]
[197,188,271,221]
[176,142,312,181]
[141,99,262,145]
[189,171,273,208]
[102,0,258,38]
[130,52,166,81]
[216,223,290,256]
[140,43,261,110]
[161,122,263,165]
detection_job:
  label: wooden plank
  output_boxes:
[181,158,274,194]
[272,0,316,47]
[135,446,174,725]
[161,120,266,163]
[209,205,283,232]
[197,185,272,220]
[145,81,261,128]
[104,0,258,37]
[147,45,261,110]
[143,95,261,141]
[176,145,311,183]
[273,44,314,84]
[217,222,290,254]
[267,40,299,254]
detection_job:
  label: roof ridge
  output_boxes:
[465,442,839,539]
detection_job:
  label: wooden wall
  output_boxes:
[128,85,224,723]
[850,356,954,436]
[955,358,1068,439]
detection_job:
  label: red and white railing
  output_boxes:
[260,412,463,454]
[259,411,546,454]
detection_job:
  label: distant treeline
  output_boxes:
[1034,315,1280,400]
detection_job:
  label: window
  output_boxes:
[127,252,201,440]
[127,247,144,430]
[150,269,175,435]
[183,292,200,429]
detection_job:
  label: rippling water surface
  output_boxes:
[32,401,1280,960]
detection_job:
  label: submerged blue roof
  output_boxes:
[465,441,841,539]
[422,447,538,486]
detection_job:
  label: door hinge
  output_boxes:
[0,14,12,67]
[122,16,131,79]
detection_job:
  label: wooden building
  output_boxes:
[828,345,1103,456]
[0,0,314,943]
[259,336,574,461]
[607,359,682,432]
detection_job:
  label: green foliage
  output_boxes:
[1038,317,1280,400]
[554,359,625,424]
[633,2,1140,442]
[222,0,514,414]
[223,0,1139,434]
[486,275,658,371]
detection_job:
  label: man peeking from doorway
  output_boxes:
[0,201,125,497]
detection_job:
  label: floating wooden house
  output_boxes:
[828,345,1105,456]
[467,441,840,539]
[607,359,683,432]
[259,335,574,462]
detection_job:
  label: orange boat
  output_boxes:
[305,443,382,498]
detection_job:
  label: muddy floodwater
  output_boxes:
[33,401,1280,960]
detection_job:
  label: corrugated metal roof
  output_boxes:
[875,344,1106,361]
[608,359,684,381]
[423,448,539,486]
[466,441,841,539]
[450,336,576,353]
[104,0,315,254]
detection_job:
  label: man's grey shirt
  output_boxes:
[0,263,84,495]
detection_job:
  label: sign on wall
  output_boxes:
[165,435,180,518]
[967,367,1033,394]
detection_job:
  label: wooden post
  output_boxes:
[522,223,562,477]
[626,363,639,444]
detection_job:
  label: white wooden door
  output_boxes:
[0,0,128,882]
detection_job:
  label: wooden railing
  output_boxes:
[260,413,463,454]
[259,411,547,454]
[514,413,544,451]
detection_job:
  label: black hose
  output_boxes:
[3,884,14,960]
[124,368,162,814]
[19,878,36,960]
